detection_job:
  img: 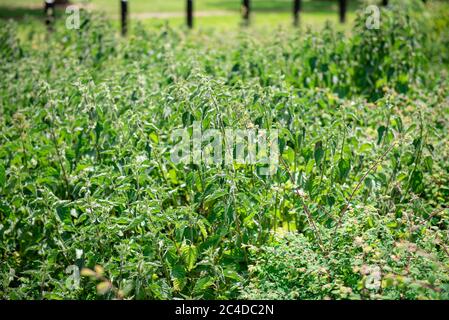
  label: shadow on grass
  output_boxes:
[0,5,69,21]
[206,0,362,13]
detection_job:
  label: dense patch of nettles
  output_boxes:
[1,0,449,299]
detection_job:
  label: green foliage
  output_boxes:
[1,1,449,300]
[242,207,449,300]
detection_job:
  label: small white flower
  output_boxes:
[136,154,147,163]
[75,249,83,259]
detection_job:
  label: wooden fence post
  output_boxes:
[44,0,55,31]
[242,0,250,26]
[339,0,347,24]
[121,0,128,36]
[293,0,301,26]
[187,0,193,28]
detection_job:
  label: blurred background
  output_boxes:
[0,0,365,30]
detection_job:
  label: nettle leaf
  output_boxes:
[377,126,386,145]
[410,170,424,193]
[204,189,227,205]
[182,111,194,127]
[359,143,372,153]
[223,268,241,281]
[296,129,305,149]
[338,158,351,181]
[56,206,72,226]
[193,276,214,295]
[305,159,314,174]
[423,155,433,172]
[405,123,417,135]
[149,132,159,144]
[181,244,197,271]
[393,116,403,133]
[0,164,5,189]
[171,264,187,292]
[314,141,324,165]
[197,220,208,239]
[279,138,286,154]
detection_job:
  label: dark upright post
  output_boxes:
[339,0,347,24]
[382,0,388,6]
[121,0,128,36]
[293,0,301,27]
[187,0,193,29]
[242,0,250,26]
[44,0,55,31]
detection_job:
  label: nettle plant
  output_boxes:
[241,85,449,299]
[1,0,449,300]
[242,205,449,300]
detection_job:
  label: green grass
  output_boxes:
[123,12,356,32]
